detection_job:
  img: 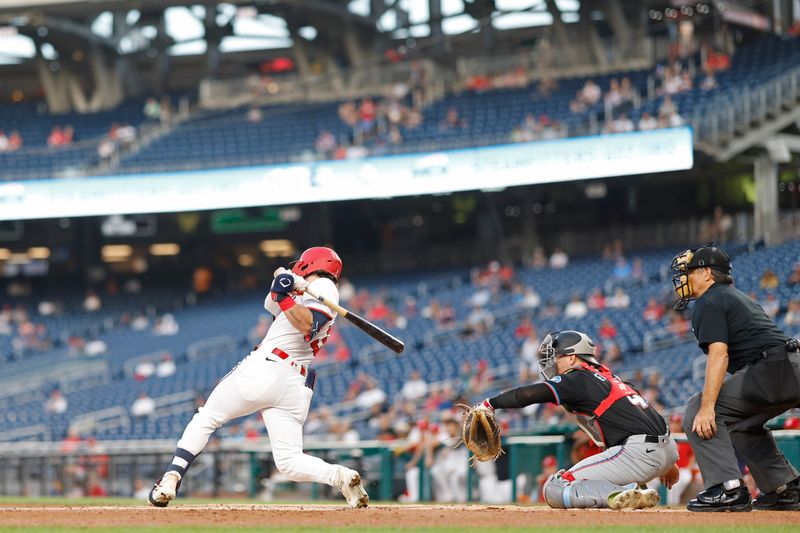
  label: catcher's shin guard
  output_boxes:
[544,470,631,509]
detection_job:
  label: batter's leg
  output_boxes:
[263,405,369,508]
[149,361,278,506]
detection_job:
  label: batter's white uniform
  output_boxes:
[172,277,342,486]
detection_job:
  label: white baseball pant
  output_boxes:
[175,353,338,485]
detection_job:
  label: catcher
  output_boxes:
[465,330,680,509]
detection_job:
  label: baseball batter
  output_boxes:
[149,247,369,508]
[475,330,680,510]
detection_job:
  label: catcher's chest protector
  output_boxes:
[570,364,639,448]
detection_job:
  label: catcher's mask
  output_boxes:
[538,330,599,380]
[671,245,732,310]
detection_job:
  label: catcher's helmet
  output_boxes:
[670,245,731,310]
[538,330,599,380]
[291,246,343,282]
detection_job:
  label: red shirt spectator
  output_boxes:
[642,297,665,323]
[366,299,390,321]
[48,126,66,147]
[587,290,606,310]
[359,98,376,122]
[7,130,21,151]
[598,318,617,340]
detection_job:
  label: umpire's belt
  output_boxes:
[625,432,670,445]
[270,347,307,377]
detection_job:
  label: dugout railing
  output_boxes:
[0,431,797,503]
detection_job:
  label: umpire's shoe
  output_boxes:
[687,480,752,512]
[753,477,800,511]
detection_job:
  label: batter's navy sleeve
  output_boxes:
[489,383,557,409]
[308,309,330,339]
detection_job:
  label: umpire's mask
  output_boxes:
[538,330,599,380]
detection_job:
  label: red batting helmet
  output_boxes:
[291,246,343,281]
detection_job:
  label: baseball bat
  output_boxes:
[303,286,405,354]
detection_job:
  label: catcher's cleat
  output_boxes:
[609,488,660,510]
[336,467,369,509]
[148,471,181,507]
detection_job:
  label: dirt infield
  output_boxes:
[1,504,799,528]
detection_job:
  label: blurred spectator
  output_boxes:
[601,342,622,367]
[83,290,102,312]
[606,287,630,309]
[400,370,429,402]
[700,69,718,91]
[0,130,8,151]
[47,126,66,147]
[355,375,387,410]
[315,130,337,159]
[643,297,665,323]
[7,130,22,151]
[533,455,559,502]
[153,313,179,336]
[564,295,588,319]
[143,97,161,120]
[440,107,468,130]
[519,330,541,382]
[519,286,541,310]
[464,305,495,336]
[115,123,136,147]
[580,79,601,106]
[97,137,116,163]
[130,313,149,331]
[665,414,696,505]
[513,316,534,339]
[604,78,622,113]
[610,257,633,283]
[246,106,263,123]
[430,412,468,502]
[607,113,634,133]
[156,353,177,378]
[782,300,800,327]
[659,94,677,116]
[45,390,68,414]
[786,263,800,286]
[540,300,561,318]
[638,112,658,131]
[84,338,108,357]
[760,294,780,320]
[531,247,547,269]
[667,310,691,337]
[598,317,618,340]
[549,247,569,269]
[759,269,780,290]
[338,278,356,303]
[358,97,377,137]
[134,358,156,381]
[569,90,587,113]
[631,258,646,284]
[159,96,172,124]
[131,392,156,418]
[586,289,606,310]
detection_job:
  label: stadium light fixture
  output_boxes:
[8,253,30,265]
[28,247,51,259]
[0,248,11,260]
[101,244,133,262]
[238,253,255,267]
[259,239,294,257]
[149,243,181,256]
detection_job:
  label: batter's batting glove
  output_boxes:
[271,273,295,295]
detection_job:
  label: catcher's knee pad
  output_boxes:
[543,470,570,509]
[544,470,627,509]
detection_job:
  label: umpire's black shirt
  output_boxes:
[691,282,787,373]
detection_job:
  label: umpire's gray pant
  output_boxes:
[683,352,800,493]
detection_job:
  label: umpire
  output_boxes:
[671,245,800,512]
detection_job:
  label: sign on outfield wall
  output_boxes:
[0,127,693,221]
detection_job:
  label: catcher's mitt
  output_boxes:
[457,403,503,465]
